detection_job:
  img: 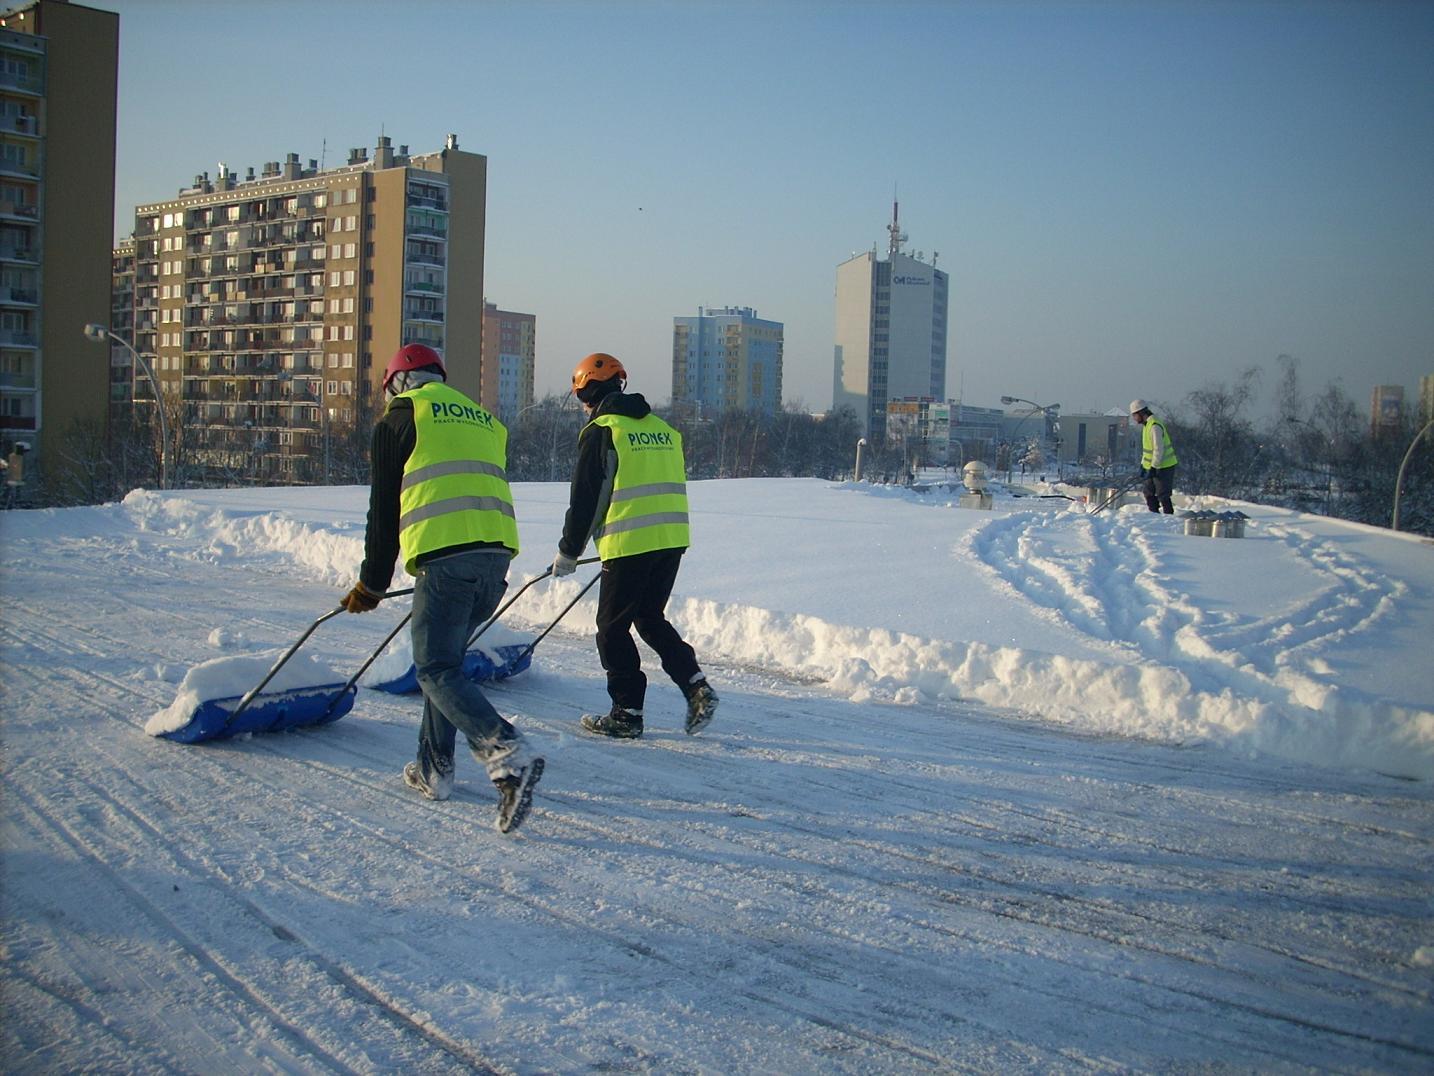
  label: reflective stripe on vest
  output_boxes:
[396,382,519,571]
[589,413,690,560]
[1141,416,1178,470]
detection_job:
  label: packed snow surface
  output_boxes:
[2,477,1431,1072]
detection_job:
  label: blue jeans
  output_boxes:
[410,549,513,772]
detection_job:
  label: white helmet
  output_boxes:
[1129,399,1149,415]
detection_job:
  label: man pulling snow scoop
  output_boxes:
[345,343,543,834]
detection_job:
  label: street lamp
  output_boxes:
[84,323,168,489]
[1392,418,1434,532]
[854,437,867,481]
[1001,395,1060,474]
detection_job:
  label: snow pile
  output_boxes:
[144,650,348,737]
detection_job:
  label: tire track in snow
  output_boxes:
[1,773,359,1075]
[47,668,975,1073]
[56,768,506,1076]
[229,691,1430,1064]
[193,737,984,1072]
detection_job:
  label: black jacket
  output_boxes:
[558,391,656,558]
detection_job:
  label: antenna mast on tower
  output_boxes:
[887,198,907,257]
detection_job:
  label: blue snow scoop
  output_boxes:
[158,589,413,744]
[366,558,600,695]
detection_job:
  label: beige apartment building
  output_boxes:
[124,133,485,485]
[480,300,535,421]
[1,0,118,497]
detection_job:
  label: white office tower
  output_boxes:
[833,203,948,440]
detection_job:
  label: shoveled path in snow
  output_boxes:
[1,516,1431,1073]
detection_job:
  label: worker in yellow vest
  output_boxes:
[552,352,718,739]
[343,343,542,833]
[1130,398,1178,514]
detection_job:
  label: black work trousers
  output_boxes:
[595,547,700,711]
[1144,465,1176,514]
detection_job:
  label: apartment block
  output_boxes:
[124,133,485,484]
[672,305,783,416]
[1370,384,1404,440]
[108,236,133,419]
[1,0,118,492]
[480,300,535,421]
[834,203,948,441]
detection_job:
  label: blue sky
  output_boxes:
[102,0,1434,417]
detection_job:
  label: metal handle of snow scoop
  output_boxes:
[464,556,600,650]
[1087,473,1145,515]
[329,562,603,714]
[326,609,414,716]
[224,587,414,728]
[511,569,602,666]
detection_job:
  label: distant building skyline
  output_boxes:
[671,305,783,417]
[833,204,949,441]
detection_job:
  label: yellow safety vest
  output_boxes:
[590,413,690,560]
[1141,416,1178,470]
[395,382,519,572]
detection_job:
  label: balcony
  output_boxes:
[0,157,38,179]
[0,200,36,221]
[0,329,37,347]
[405,280,444,295]
[0,70,42,96]
[2,286,37,305]
[0,245,36,264]
[405,252,444,267]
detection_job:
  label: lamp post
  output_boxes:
[84,323,168,489]
[1001,395,1060,478]
[1392,418,1434,532]
[854,437,867,482]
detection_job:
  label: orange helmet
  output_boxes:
[571,352,626,393]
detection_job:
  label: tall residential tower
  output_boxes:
[833,203,948,441]
[672,305,783,416]
[1,0,119,494]
[123,133,485,484]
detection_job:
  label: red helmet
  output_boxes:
[382,343,446,393]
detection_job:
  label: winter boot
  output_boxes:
[493,757,544,834]
[684,678,718,736]
[580,705,644,739]
[402,757,454,801]
[474,733,545,834]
